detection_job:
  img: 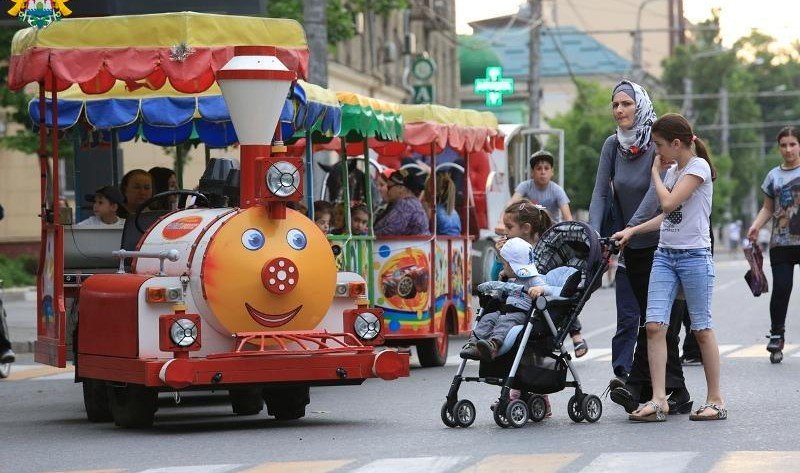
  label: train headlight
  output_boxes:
[170,318,198,347]
[266,161,300,197]
[354,312,380,341]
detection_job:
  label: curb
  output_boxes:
[11,340,35,354]
[2,286,36,302]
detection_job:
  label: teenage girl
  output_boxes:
[747,126,800,356]
[613,113,725,422]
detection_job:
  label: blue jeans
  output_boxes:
[612,268,640,377]
[647,247,714,330]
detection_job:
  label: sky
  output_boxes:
[455,0,800,47]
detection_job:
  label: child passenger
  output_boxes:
[313,200,333,233]
[78,186,126,227]
[460,236,580,361]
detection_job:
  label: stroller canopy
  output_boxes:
[534,221,603,291]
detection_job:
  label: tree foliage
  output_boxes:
[661,14,800,221]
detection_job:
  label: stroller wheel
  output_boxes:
[493,401,511,428]
[440,402,458,428]
[567,394,585,423]
[506,399,529,428]
[454,400,476,427]
[528,395,548,422]
[581,394,603,423]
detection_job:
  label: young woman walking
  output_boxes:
[614,113,725,422]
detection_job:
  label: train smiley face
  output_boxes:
[202,207,336,334]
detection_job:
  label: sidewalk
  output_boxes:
[2,286,37,354]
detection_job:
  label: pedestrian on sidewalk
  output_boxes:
[747,126,800,355]
[587,80,691,412]
[614,113,725,422]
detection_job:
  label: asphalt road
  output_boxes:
[2,255,799,473]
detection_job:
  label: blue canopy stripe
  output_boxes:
[28,82,342,146]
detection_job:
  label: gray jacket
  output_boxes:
[588,135,661,249]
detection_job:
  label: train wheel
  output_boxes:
[82,379,112,422]
[108,384,158,428]
[417,330,449,367]
[229,387,264,415]
[263,386,309,420]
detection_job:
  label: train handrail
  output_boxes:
[206,330,375,358]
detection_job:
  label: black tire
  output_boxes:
[229,387,264,415]
[108,384,158,428]
[567,394,585,423]
[770,351,783,364]
[454,399,476,428]
[493,404,510,428]
[82,379,112,422]
[505,399,529,428]
[417,331,448,367]
[472,242,498,292]
[440,402,458,428]
[581,394,602,423]
[263,386,309,420]
[528,394,548,422]
[397,276,417,299]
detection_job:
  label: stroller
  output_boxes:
[441,221,619,428]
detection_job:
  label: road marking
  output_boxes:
[459,453,580,473]
[349,456,469,473]
[727,344,798,358]
[709,451,800,473]
[137,465,241,473]
[579,452,697,473]
[4,364,74,381]
[42,469,124,473]
[718,344,741,355]
[240,460,353,473]
[573,348,611,363]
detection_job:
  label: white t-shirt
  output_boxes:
[77,215,125,228]
[659,157,713,249]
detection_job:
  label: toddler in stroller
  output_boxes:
[441,221,618,428]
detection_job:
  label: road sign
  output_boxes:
[474,66,514,107]
[412,85,434,104]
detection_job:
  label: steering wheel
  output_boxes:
[133,190,210,233]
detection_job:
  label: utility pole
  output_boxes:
[304,0,328,87]
[528,0,542,127]
[720,86,729,156]
[681,77,693,121]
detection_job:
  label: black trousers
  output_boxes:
[0,302,10,352]
[623,246,688,393]
[769,246,800,335]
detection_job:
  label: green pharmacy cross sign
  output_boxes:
[474,67,514,107]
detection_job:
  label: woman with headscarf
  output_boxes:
[588,80,692,415]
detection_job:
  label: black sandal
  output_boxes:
[573,338,589,358]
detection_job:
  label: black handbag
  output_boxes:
[600,146,623,237]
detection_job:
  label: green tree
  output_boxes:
[661,14,761,221]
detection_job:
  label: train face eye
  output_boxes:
[242,229,265,251]
[286,228,307,250]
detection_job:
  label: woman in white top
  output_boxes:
[613,113,725,422]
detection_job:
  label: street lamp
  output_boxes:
[217,46,297,212]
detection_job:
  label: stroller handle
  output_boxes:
[599,237,621,255]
